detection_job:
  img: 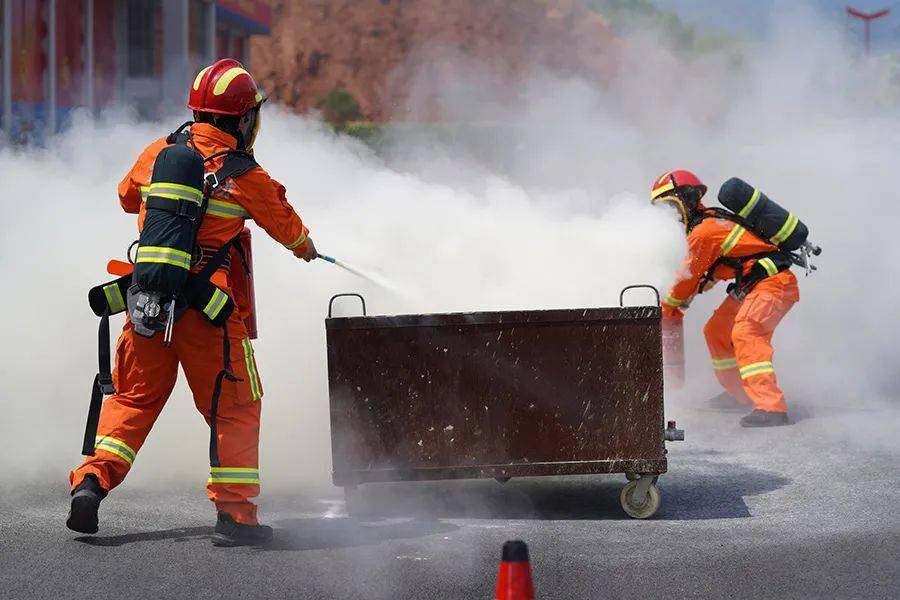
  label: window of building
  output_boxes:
[188,0,210,73]
[56,0,85,108]
[92,0,117,107]
[216,24,248,64]
[127,0,161,78]
[0,1,5,115]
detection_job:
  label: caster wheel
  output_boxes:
[620,480,661,519]
[495,477,511,484]
[625,472,638,481]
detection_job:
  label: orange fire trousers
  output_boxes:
[70,309,264,524]
[702,270,799,413]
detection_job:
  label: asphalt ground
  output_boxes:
[2,397,898,600]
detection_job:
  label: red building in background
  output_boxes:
[0,0,271,141]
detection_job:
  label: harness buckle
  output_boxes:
[177,199,200,222]
[204,172,220,190]
[97,375,116,395]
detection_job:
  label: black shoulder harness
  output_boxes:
[694,209,790,297]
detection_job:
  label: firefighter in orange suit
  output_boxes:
[651,170,798,427]
[68,59,317,545]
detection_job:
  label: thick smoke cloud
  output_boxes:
[0,2,896,495]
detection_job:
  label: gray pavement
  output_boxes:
[2,397,898,599]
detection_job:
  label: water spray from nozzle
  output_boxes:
[317,253,403,294]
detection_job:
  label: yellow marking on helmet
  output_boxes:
[193,66,212,91]
[255,92,263,103]
[651,182,675,200]
[213,67,253,96]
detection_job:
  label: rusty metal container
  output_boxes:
[325,286,682,518]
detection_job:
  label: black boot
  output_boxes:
[212,512,273,547]
[740,409,790,428]
[66,474,107,534]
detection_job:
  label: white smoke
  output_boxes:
[0,1,896,497]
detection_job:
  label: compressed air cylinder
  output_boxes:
[718,177,808,251]
[134,143,206,295]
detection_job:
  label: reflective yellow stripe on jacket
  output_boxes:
[721,224,747,256]
[206,199,249,219]
[663,294,684,307]
[285,230,307,250]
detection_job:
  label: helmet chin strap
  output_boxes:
[239,105,261,151]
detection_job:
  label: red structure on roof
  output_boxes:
[1,0,272,142]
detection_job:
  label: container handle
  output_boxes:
[328,293,367,318]
[619,285,661,307]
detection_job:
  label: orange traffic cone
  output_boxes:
[495,540,535,600]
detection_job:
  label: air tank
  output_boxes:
[134,143,205,295]
[718,177,809,252]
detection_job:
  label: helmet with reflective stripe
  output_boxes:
[650,170,707,202]
[651,170,708,230]
[188,58,263,116]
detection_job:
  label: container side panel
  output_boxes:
[328,310,664,481]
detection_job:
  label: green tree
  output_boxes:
[585,0,737,55]
[316,86,363,126]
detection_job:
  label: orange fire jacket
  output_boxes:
[118,122,310,259]
[662,210,782,318]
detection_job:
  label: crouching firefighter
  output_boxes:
[650,170,820,428]
[68,59,318,545]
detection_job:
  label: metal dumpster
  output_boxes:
[325,286,683,519]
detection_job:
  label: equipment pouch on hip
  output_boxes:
[186,276,234,328]
[730,253,793,301]
[88,276,132,317]
[748,253,793,282]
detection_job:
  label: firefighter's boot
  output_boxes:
[213,512,273,547]
[740,409,790,428]
[66,474,107,534]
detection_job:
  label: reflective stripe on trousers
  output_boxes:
[209,467,260,485]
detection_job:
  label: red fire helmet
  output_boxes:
[650,170,707,202]
[188,58,263,116]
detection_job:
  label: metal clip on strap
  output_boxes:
[97,375,115,395]
[204,172,220,190]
